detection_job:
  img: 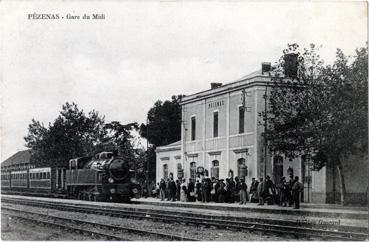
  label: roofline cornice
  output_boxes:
[180,79,272,105]
[156,146,181,153]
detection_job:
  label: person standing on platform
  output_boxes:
[229,177,236,203]
[217,179,226,203]
[180,179,188,202]
[165,178,170,200]
[159,178,166,201]
[168,177,177,201]
[150,181,156,198]
[206,177,212,202]
[292,176,303,209]
[239,178,247,205]
[201,178,207,202]
[257,178,265,205]
[265,175,275,205]
[187,178,195,202]
[176,180,181,201]
[287,174,294,206]
[234,177,240,203]
[224,178,229,202]
[196,180,202,202]
[156,183,160,198]
[277,177,287,206]
[250,178,259,202]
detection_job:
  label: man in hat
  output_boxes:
[201,177,210,203]
[265,175,276,205]
[217,179,226,203]
[239,178,247,205]
[176,179,181,201]
[250,177,259,202]
[168,177,177,201]
[257,178,265,205]
[159,178,166,201]
[195,180,202,202]
[277,177,288,206]
[292,176,303,209]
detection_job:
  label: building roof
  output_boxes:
[180,69,273,105]
[156,140,181,153]
[1,150,31,168]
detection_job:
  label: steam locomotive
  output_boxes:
[1,151,140,202]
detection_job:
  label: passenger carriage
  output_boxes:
[1,171,11,188]
[29,167,52,190]
[10,170,28,188]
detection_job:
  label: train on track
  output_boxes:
[1,151,140,202]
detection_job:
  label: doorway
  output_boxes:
[273,156,284,185]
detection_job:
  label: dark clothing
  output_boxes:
[287,179,295,206]
[176,182,181,200]
[257,181,266,205]
[292,181,303,208]
[250,180,259,202]
[239,182,247,204]
[187,182,195,202]
[213,182,220,202]
[265,180,275,196]
[196,182,202,201]
[168,180,176,201]
[228,180,235,203]
[159,180,166,201]
[159,180,166,190]
[265,179,276,205]
[217,184,226,203]
[250,181,259,193]
[202,179,211,202]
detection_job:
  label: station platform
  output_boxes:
[2,194,367,232]
[132,197,368,223]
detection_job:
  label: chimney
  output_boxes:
[261,62,271,74]
[283,53,298,78]
[210,82,222,89]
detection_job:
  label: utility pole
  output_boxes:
[264,85,268,179]
[146,117,149,186]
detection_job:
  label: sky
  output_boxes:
[0,1,367,161]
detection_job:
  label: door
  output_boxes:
[302,155,312,202]
[273,156,283,185]
[211,160,219,179]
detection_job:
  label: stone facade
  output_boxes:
[155,66,368,204]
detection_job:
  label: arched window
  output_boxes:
[237,158,246,176]
[211,160,219,179]
[190,162,196,180]
[163,164,168,180]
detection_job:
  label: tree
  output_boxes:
[263,44,368,205]
[139,95,183,182]
[140,95,183,147]
[103,121,139,169]
[24,102,139,169]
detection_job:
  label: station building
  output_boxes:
[1,150,34,172]
[156,63,367,204]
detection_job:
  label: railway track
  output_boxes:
[2,196,367,241]
[2,206,196,241]
[1,190,67,199]
[2,209,131,241]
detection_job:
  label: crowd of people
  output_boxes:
[148,174,304,209]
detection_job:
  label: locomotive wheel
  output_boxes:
[88,194,96,202]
